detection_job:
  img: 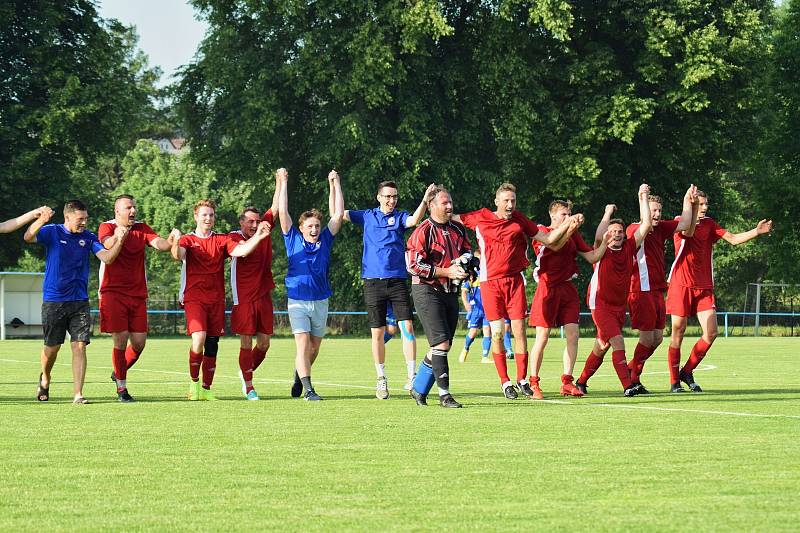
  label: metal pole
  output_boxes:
[724,312,728,338]
[1,276,5,341]
[755,282,761,337]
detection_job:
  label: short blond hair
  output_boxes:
[549,199,573,214]
[496,183,516,196]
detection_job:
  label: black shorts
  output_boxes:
[364,278,413,328]
[411,284,459,347]
[42,301,92,346]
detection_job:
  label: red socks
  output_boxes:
[493,352,511,383]
[628,343,652,383]
[201,356,216,389]
[112,348,127,381]
[125,345,142,369]
[239,348,254,392]
[611,350,632,389]
[515,352,529,382]
[667,346,681,383]
[578,352,604,384]
[189,350,203,381]
[251,346,267,371]
[683,338,713,374]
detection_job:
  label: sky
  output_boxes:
[97,0,209,87]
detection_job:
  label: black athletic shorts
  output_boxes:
[42,301,92,346]
[411,284,459,347]
[364,278,413,328]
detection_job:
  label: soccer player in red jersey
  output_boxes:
[528,200,608,399]
[454,183,580,400]
[665,190,772,392]
[228,173,280,401]
[576,184,652,396]
[624,186,697,392]
[169,199,271,401]
[98,195,172,402]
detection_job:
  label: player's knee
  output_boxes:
[204,336,220,357]
[489,320,504,339]
[705,329,718,342]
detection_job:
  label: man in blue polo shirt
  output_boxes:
[24,199,126,404]
[344,181,435,399]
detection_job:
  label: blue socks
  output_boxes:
[482,336,491,356]
[412,360,435,395]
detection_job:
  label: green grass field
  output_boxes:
[1,335,799,531]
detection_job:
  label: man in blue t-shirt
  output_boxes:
[24,200,126,404]
[344,181,435,399]
[278,168,344,401]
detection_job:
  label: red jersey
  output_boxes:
[532,226,592,285]
[179,232,231,305]
[98,221,159,299]
[228,211,276,304]
[668,217,727,289]
[459,208,539,281]
[626,218,680,293]
[587,238,638,310]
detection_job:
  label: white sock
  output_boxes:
[117,379,127,390]
[438,387,450,396]
[406,360,415,378]
[375,363,386,377]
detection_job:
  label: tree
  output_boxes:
[175,0,775,308]
[0,0,160,267]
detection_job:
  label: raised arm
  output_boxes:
[406,183,437,227]
[327,170,344,235]
[594,204,616,247]
[578,235,610,264]
[267,170,280,219]
[96,225,128,264]
[683,196,701,237]
[23,208,54,242]
[1,206,53,234]
[277,168,292,234]
[169,229,186,261]
[230,221,271,257]
[674,184,698,233]
[535,214,581,248]
[632,184,652,247]
[721,219,773,245]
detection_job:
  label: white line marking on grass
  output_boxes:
[4,358,798,419]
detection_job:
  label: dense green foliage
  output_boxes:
[1,0,798,312]
[2,337,799,530]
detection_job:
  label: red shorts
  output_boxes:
[591,307,626,343]
[231,294,274,336]
[184,301,226,336]
[665,284,715,317]
[481,274,528,321]
[627,290,666,331]
[99,292,148,333]
[528,282,580,328]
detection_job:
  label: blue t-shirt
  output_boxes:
[348,207,409,279]
[36,224,104,302]
[283,226,334,301]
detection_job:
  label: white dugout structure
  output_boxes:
[0,272,44,340]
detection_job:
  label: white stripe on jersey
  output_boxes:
[476,227,488,282]
[532,244,545,283]
[588,259,601,310]
[667,238,686,283]
[230,230,243,305]
[179,260,187,305]
[636,245,651,292]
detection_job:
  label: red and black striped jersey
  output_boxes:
[406,218,471,293]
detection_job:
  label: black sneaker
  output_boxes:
[575,382,588,395]
[290,372,303,398]
[679,370,703,392]
[304,390,323,401]
[439,394,462,408]
[117,389,135,403]
[502,383,518,400]
[633,382,651,395]
[623,385,640,397]
[518,381,534,398]
[670,382,686,393]
[110,371,117,383]
[410,388,428,406]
